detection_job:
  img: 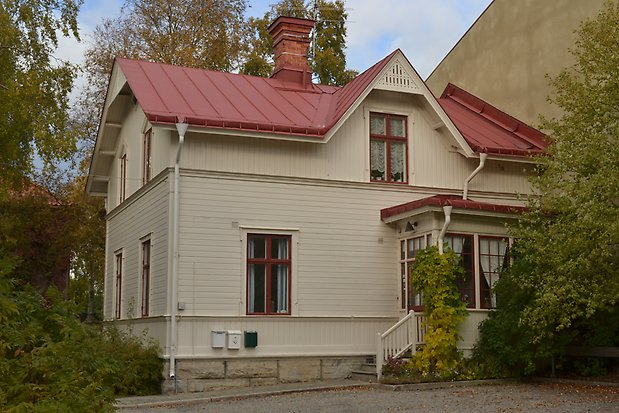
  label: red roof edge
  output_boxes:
[380,195,527,221]
[441,83,548,152]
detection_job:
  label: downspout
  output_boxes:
[437,206,452,255]
[463,153,487,200]
[170,120,188,380]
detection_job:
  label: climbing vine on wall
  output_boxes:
[410,245,468,378]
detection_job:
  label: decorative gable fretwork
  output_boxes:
[375,59,422,94]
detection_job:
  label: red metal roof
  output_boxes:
[115,51,395,138]
[438,83,548,156]
[380,195,526,221]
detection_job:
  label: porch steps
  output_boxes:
[350,357,378,382]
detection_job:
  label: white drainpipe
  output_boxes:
[170,121,188,380]
[463,153,487,200]
[437,206,452,255]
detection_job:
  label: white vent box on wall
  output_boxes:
[227,330,242,349]
[211,330,226,348]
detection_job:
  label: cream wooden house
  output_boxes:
[87,17,546,391]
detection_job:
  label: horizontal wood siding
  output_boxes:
[177,90,534,197]
[105,176,170,319]
[177,174,439,318]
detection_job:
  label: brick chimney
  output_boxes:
[268,16,314,86]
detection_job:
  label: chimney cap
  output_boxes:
[267,15,315,33]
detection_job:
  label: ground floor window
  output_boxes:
[400,234,432,311]
[115,251,123,319]
[140,239,151,317]
[247,234,291,315]
[479,236,509,308]
[443,234,475,308]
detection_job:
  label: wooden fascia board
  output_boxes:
[87,63,129,195]
[383,205,522,224]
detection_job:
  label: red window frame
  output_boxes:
[119,152,127,203]
[141,239,151,317]
[400,235,430,311]
[369,112,408,184]
[142,129,152,185]
[115,252,122,319]
[246,234,292,316]
[444,234,475,308]
[478,236,510,309]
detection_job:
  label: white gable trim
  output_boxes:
[375,57,423,94]
[323,50,475,158]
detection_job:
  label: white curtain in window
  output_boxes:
[390,118,405,137]
[370,116,385,135]
[371,140,386,179]
[275,239,288,313]
[450,237,463,255]
[390,142,405,182]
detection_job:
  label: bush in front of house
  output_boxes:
[0,264,163,413]
[381,246,470,383]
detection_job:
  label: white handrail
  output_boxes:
[376,310,427,379]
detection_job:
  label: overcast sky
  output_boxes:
[55,0,492,89]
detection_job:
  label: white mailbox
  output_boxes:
[227,330,242,349]
[211,330,226,348]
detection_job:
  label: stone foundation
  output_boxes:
[162,356,367,394]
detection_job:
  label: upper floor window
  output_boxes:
[247,234,291,315]
[370,113,407,183]
[142,129,152,185]
[479,236,509,309]
[119,151,127,203]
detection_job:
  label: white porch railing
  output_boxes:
[376,310,428,378]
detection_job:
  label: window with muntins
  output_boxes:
[115,252,122,319]
[443,234,475,308]
[142,129,152,185]
[400,234,432,310]
[370,112,407,183]
[119,152,127,203]
[141,239,151,317]
[479,236,509,309]
[247,234,291,315]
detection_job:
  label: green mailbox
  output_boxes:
[244,330,258,348]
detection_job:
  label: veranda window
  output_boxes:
[247,234,291,315]
[400,235,431,310]
[479,236,509,308]
[370,113,407,183]
[443,234,475,308]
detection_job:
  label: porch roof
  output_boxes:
[380,195,527,222]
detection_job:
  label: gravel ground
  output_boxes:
[119,383,619,413]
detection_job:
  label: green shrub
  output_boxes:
[0,271,163,412]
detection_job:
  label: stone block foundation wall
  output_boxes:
[162,356,367,394]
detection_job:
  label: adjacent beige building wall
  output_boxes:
[426,0,607,127]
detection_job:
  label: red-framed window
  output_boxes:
[400,234,431,311]
[370,112,408,183]
[119,152,127,203]
[444,234,475,308]
[247,234,291,315]
[115,251,123,319]
[142,129,152,185]
[140,239,151,317]
[479,236,509,309]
